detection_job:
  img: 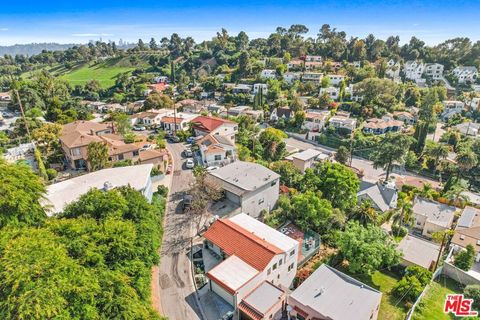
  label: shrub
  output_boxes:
[454,244,476,271]
[392,225,408,237]
[464,285,480,309]
[156,185,169,197]
[46,168,58,180]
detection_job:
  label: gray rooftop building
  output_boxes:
[288,264,382,320]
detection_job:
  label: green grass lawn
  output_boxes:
[338,268,407,320]
[412,276,480,320]
[61,62,135,88]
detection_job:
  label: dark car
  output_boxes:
[168,135,180,143]
[182,194,193,212]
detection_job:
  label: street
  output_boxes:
[156,141,203,320]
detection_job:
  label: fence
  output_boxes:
[405,266,444,320]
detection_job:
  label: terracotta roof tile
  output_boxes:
[203,219,283,271]
[191,116,234,133]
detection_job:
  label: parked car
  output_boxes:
[184,149,193,157]
[168,135,180,143]
[133,125,146,131]
[185,159,195,169]
[140,144,152,151]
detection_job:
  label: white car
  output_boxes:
[185,159,195,169]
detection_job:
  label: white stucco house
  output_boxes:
[260,69,277,79]
[404,60,425,81]
[412,197,457,238]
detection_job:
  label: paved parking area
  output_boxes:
[198,285,234,320]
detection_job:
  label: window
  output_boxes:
[279,259,283,266]
[416,221,421,226]
[273,263,277,270]
[214,155,222,161]
[133,150,139,156]
[290,249,296,256]
[71,148,81,156]
[118,154,124,160]
[267,268,271,275]
[271,180,277,187]
[288,263,294,272]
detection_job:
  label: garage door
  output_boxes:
[210,280,235,306]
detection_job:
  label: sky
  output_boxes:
[0,0,479,46]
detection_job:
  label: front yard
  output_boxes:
[412,276,479,320]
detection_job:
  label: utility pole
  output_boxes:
[433,231,448,272]
[349,130,354,167]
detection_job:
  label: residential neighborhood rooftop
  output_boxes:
[412,197,457,227]
[397,235,440,269]
[206,255,259,294]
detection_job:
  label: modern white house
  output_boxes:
[385,59,401,80]
[270,106,293,122]
[197,134,237,167]
[43,164,154,215]
[288,148,327,173]
[451,207,480,262]
[319,86,340,100]
[253,83,268,95]
[441,100,466,121]
[326,74,345,86]
[453,66,478,84]
[301,72,323,84]
[204,213,299,319]
[206,161,280,218]
[260,69,277,79]
[424,63,444,79]
[283,72,300,84]
[404,60,425,81]
[328,115,357,133]
[412,197,457,238]
[288,264,382,320]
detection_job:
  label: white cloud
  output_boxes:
[0,28,8,31]
[72,33,113,37]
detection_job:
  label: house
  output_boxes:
[270,106,293,122]
[441,100,465,121]
[153,75,168,83]
[130,110,167,127]
[393,111,417,125]
[385,59,401,80]
[207,104,227,115]
[60,121,140,170]
[99,103,127,113]
[287,59,303,71]
[232,84,253,94]
[253,83,268,95]
[319,86,339,100]
[260,69,277,79]
[363,117,403,135]
[283,72,300,84]
[404,60,425,81]
[147,82,168,93]
[204,213,299,318]
[305,61,322,71]
[175,99,205,113]
[451,206,480,262]
[43,164,153,215]
[138,149,168,171]
[244,109,264,121]
[412,197,456,238]
[397,235,440,270]
[191,115,238,143]
[327,74,345,86]
[206,161,280,218]
[302,110,329,134]
[467,97,480,110]
[328,115,357,133]
[197,134,236,167]
[453,66,478,84]
[424,63,444,79]
[305,55,322,62]
[288,148,327,173]
[288,264,382,320]
[357,180,398,213]
[227,105,252,117]
[455,122,480,137]
[301,72,323,84]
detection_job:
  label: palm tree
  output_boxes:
[350,200,378,226]
[456,149,478,178]
[425,141,449,169]
[444,182,470,206]
[392,191,414,233]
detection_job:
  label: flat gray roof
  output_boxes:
[289,264,381,320]
[242,281,284,315]
[397,235,440,269]
[209,161,279,192]
[413,197,456,227]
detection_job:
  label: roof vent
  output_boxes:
[103,181,114,191]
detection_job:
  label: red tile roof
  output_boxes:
[191,116,234,133]
[238,301,263,320]
[161,116,183,124]
[203,219,283,271]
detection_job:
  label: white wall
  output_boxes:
[240,178,280,218]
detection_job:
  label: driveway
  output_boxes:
[155,141,204,320]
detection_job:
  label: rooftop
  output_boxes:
[397,235,440,269]
[43,164,152,215]
[208,161,279,193]
[239,281,285,319]
[191,115,234,133]
[358,181,397,212]
[207,255,259,294]
[412,197,456,227]
[289,264,382,320]
[292,148,323,161]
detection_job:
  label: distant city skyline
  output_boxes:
[1,0,480,46]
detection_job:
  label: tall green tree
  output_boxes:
[371,133,415,180]
[87,141,110,171]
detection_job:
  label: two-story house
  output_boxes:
[197,134,236,167]
[301,72,323,84]
[327,74,345,86]
[362,117,403,135]
[424,63,444,79]
[412,197,457,238]
[453,66,478,84]
[260,69,277,79]
[204,213,299,319]
[206,161,280,218]
[191,115,238,143]
[441,100,466,121]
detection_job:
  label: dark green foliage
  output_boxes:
[454,244,476,271]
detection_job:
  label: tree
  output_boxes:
[258,128,288,161]
[32,122,62,156]
[111,112,132,136]
[0,159,46,228]
[350,200,378,226]
[336,221,401,274]
[425,140,449,169]
[144,92,174,109]
[270,161,302,189]
[454,244,476,271]
[334,146,350,165]
[87,141,109,171]
[464,285,480,310]
[149,37,158,50]
[287,191,334,234]
[392,266,432,304]
[371,133,415,180]
[305,162,360,211]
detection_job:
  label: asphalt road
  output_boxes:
[156,141,203,320]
